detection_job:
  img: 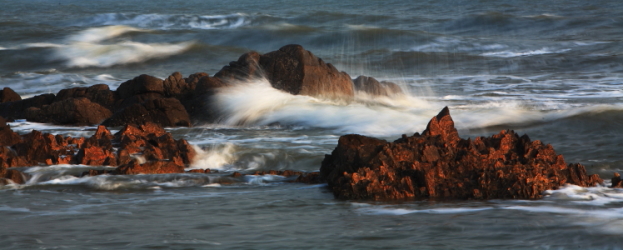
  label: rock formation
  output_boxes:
[0,44,377,126]
[0,118,196,182]
[25,97,113,125]
[320,107,603,200]
[215,44,355,102]
[0,87,21,103]
[353,75,404,97]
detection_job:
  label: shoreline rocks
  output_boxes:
[0,44,402,127]
[320,107,604,200]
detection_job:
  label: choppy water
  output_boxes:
[1,0,623,249]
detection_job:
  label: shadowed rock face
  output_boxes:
[102,97,191,127]
[215,44,355,102]
[0,87,21,103]
[353,76,404,97]
[25,97,113,126]
[259,45,354,102]
[320,107,603,200]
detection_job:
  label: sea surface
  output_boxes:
[1,0,623,249]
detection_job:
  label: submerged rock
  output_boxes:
[0,166,29,185]
[320,107,603,200]
[115,160,185,175]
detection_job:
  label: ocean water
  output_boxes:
[1,0,623,249]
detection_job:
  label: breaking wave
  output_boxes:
[78,13,253,30]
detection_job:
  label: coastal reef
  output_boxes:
[0,44,619,199]
[320,107,604,200]
[0,118,320,185]
[0,44,401,127]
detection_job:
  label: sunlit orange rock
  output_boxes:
[115,160,185,175]
[320,107,604,200]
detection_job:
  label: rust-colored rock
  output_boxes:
[76,145,116,166]
[353,76,404,97]
[0,87,21,103]
[0,121,196,179]
[320,107,603,200]
[115,160,185,175]
[25,97,113,125]
[0,116,21,146]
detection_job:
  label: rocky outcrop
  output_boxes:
[55,84,116,110]
[102,97,191,127]
[116,74,165,100]
[0,121,195,177]
[612,173,623,188]
[260,45,354,102]
[0,117,21,147]
[214,51,263,81]
[353,76,404,97]
[114,160,185,175]
[183,74,228,121]
[320,107,603,200]
[0,87,21,103]
[215,44,355,102]
[0,93,55,120]
[25,97,113,125]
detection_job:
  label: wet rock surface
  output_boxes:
[25,97,113,125]
[102,97,191,127]
[0,45,362,126]
[0,120,197,182]
[320,107,604,200]
[215,44,355,102]
[353,76,404,97]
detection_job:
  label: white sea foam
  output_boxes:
[345,24,380,30]
[84,13,250,30]
[7,25,194,68]
[0,205,30,212]
[244,174,287,185]
[209,77,623,136]
[213,78,437,136]
[67,25,144,43]
[190,144,238,170]
[0,71,125,97]
[56,40,194,68]
[481,48,571,57]
[356,206,494,215]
